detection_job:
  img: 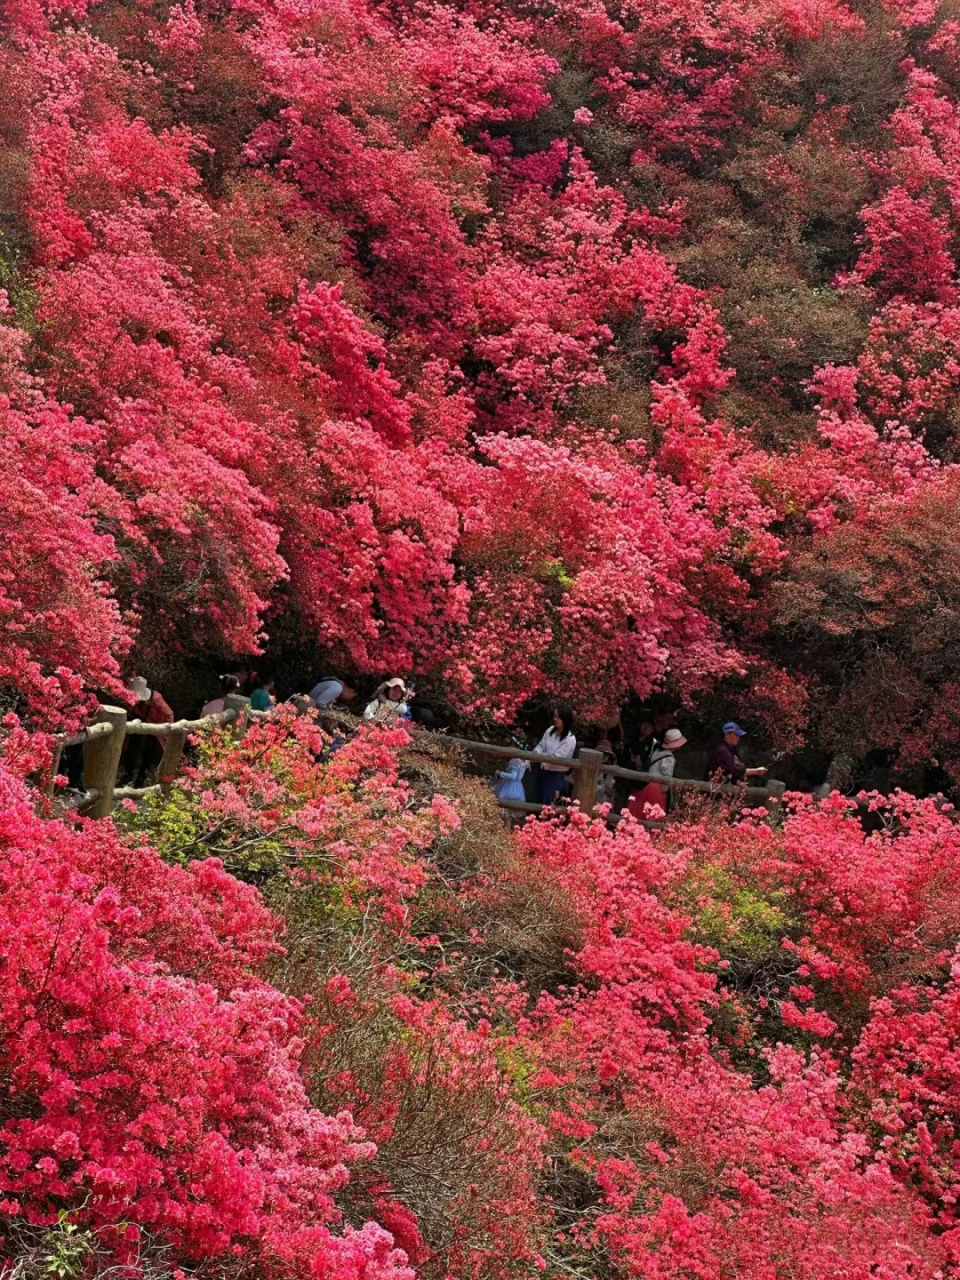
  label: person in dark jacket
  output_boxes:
[709,722,767,784]
[632,719,658,772]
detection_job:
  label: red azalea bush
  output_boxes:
[86,716,960,1279]
[16,0,960,1266]
[9,0,960,761]
[0,746,413,1280]
[853,960,960,1261]
[7,700,960,1277]
[509,807,943,1278]
[0,298,128,727]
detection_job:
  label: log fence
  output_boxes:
[52,693,254,817]
[443,737,786,821]
[49,700,786,823]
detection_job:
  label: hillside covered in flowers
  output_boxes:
[7,0,960,772]
[5,715,960,1280]
[9,0,960,1274]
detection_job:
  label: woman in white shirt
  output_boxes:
[533,707,577,806]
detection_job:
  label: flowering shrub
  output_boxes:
[115,714,551,1280]
[101,718,960,1279]
[15,0,960,1264]
[13,0,960,759]
[0,300,127,727]
[7,671,960,1280]
[0,744,422,1280]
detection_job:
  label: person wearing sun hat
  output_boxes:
[363,677,411,724]
[710,722,767,784]
[122,675,173,786]
[649,727,687,778]
[626,726,687,819]
[125,675,173,725]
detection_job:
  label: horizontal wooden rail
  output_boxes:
[124,708,239,736]
[444,735,785,815]
[49,700,784,825]
[497,798,548,816]
[60,720,117,748]
[115,784,162,801]
[604,762,780,804]
[446,737,582,770]
[49,694,256,817]
[58,707,239,750]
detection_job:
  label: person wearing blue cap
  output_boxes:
[710,722,768,784]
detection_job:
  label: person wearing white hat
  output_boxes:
[363,677,410,724]
[122,675,173,786]
[626,727,687,820]
[127,675,151,703]
[648,727,687,780]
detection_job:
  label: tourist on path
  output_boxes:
[364,678,410,724]
[632,718,658,772]
[533,707,577,806]
[308,677,358,708]
[495,758,529,804]
[710,722,767,784]
[813,752,856,799]
[202,673,240,717]
[249,674,277,711]
[596,737,617,809]
[627,727,687,818]
[123,675,174,786]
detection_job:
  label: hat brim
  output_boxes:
[665,736,687,750]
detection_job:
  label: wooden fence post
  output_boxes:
[47,738,64,798]
[765,779,786,815]
[158,729,188,793]
[81,705,127,818]
[224,692,251,739]
[572,749,604,817]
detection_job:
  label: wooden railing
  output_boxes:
[442,737,786,820]
[51,699,785,824]
[51,693,254,817]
